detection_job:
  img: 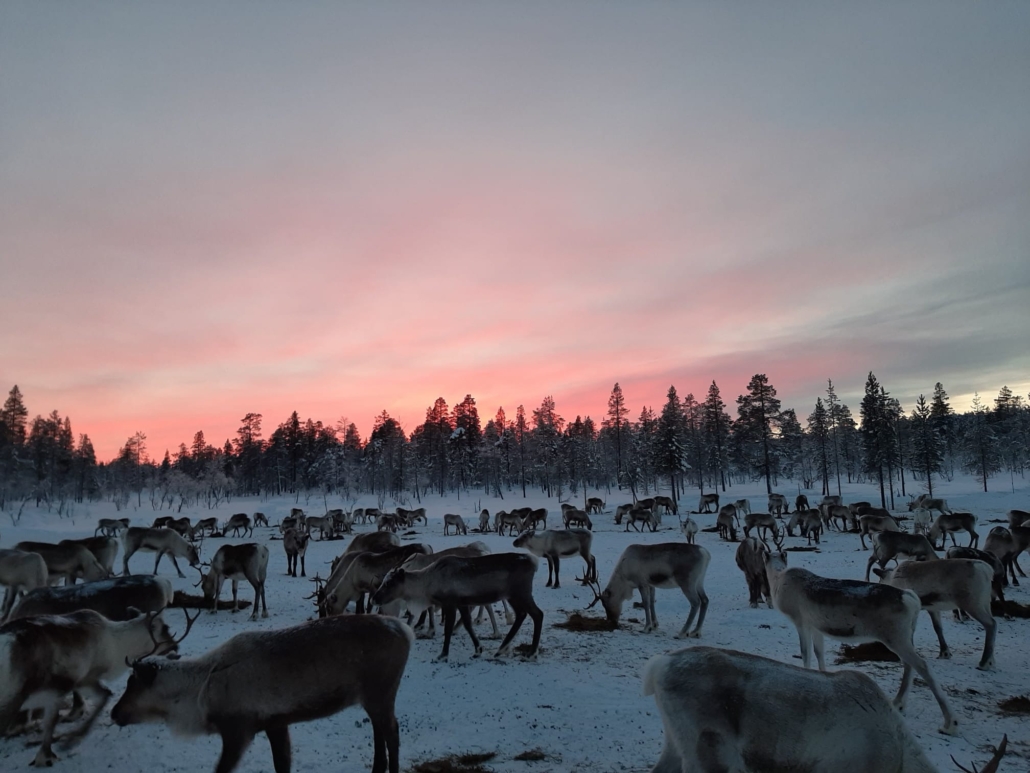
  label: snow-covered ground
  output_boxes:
[1,475,1027,772]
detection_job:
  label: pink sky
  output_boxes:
[2,3,1028,460]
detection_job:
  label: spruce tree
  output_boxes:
[860,372,888,507]
[825,380,844,495]
[1,385,28,446]
[909,394,943,497]
[963,393,1001,492]
[606,383,630,487]
[931,382,954,477]
[702,381,730,492]
[807,398,831,496]
[736,374,781,494]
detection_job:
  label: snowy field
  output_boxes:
[1,475,1027,772]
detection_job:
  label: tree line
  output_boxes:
[1,375,1027,517]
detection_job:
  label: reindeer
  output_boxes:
[376,513,403,533]
[734,537,772,609]
[865,532,938,581]
[121,527,201,578]
[523,508,548,530]
[614,503,635,525]
[697,493,719,513]
[94,518,129,538]
[0,549,48,620]
[642,646,1007,773]
[0,607,195,767]
[9,575,174,623]
[406,507,428,526]
[304,515,332,540]
[1004,523,1030,582]
[494,511,524,536]
[849,501,872,517]
[371,553,543,661]
[589,543,710,637]
[908,494,952,515]
[478,509,491,533]
[985,526,1021,585]
[167,516,193,539]
[763,550,958,734]
[873,558,996,670]
[947,546,1007,603]
[743,513,779,541]
[802,510,823,545]
[1006,509,1030,529]
[513,529,596,588]
[14,541,108,586]
[716,508,738,541]
[858,513,902,549]
[59,536,119,577]
[586,497,606,514]
[637,497,656,512]
[193,517,220,539]
[733,498,751,516]
[928,512,978,549]
[767,493,788,516]
[111,615,412,773]
[795,494,809,512]
[152,516,174,529]
[283,528,310,578]
[310,534,401,617]
[563,508,593,530]
[198,543,269,620]
[718,502,740,527]
[652,495,676,516]
[820,494,842,508]
[625,506,657,533]
[253,512,269,528]
[224,513,253,538]
[324,545,432,617]
[679,517,698,545]
[443,514,468,536]
[823,504,855,532]
[912,507,933,536]
[786,509,806,537]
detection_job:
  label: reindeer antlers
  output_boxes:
[951,734,1007,773]
[584,579,604,610]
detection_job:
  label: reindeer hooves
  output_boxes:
[938,651,952,660]
[976,660,995,671]
[939,720,959,737]
[30,749,58,767]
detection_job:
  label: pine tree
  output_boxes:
[825,380,844,495]
[655,387,686,506]
[930,382,954,477]
[807,398,831,496]
[777,409,805,484]
[909,394,944,497]
[1,385,29,446]
[736,374,781,494]
[702,381,730,492]
[606,383,630,487]
[514,405,529,498]
[860,372,888,507]
[963,393,1001,492]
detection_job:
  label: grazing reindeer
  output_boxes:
[820,494,842,507]
[0,549,49,620]
[376,513,403,533]
[763,551,958,734]
[478,509,491,533]
[443,514,468,536]
[614,503,635,525]
[985,526,1020,586]
[929,512,979,549]
[224,513,253,538]
[718,503,741,527]
[642,646,1007,773]
[14,541,108,586]
[199,544,269,620]
[801,510,823,545]
[858,513,902,550]
[111,615,412,773]
[873,558,997,670]
[95,518,129,538]
[947,546,1007,603]
[849,501,872,517]
[283,528,310,578]
[823,504,854,532]
[167,517,193,539]
[795,494,809,512]
[697,493,719,513]
[589,543,710,637]
[121,527,201,578]
[0,608,194,767]
[625,506,656,533]
[193,517,220,539]
[912,507,933,536]
[716,508,738,541]
[60,536,119,577]
[562,507,592,530]
[9,575,174,622]
[1006,524,1030,580]
[512,529,596,588]
[652,495,676,516]
[253,512,269,527]
[767,493,788,516]
[586,497,606,514]
[679,516,698,544]
[865,532,938,581]
[743,513,779,541]
[734,538,772,608]
[733,498,751,516]
[494,511,524,536]
[372,553,543,661]
[152,516,174,529]
[786,509,806,537]
[523,508,548,530]
[304,515,332,540]
[324,545,432,617]
[310,534,401,617]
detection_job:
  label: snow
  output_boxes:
[1,474,1027,772]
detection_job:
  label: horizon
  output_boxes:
[3,3,1028,462]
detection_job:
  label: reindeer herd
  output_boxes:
[0,491,1024,772]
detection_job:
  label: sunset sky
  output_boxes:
[2,3,1029,461]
